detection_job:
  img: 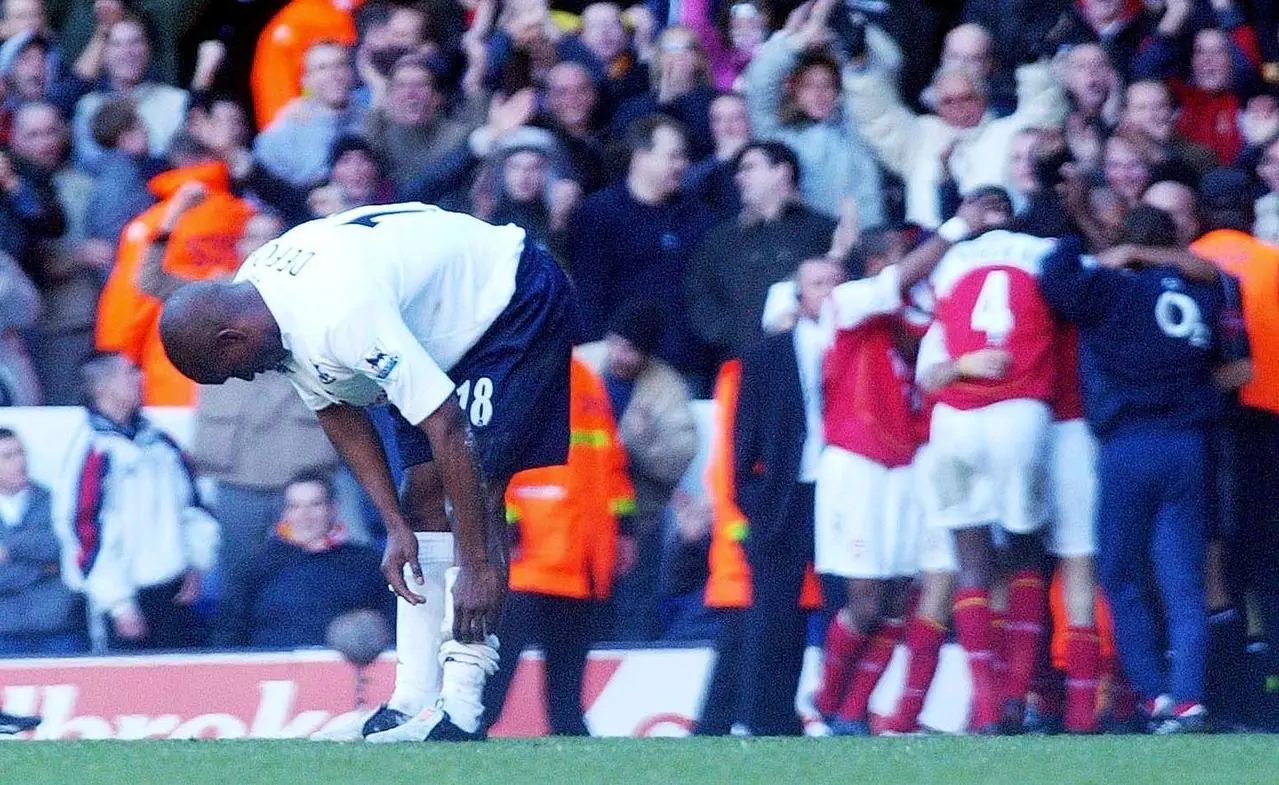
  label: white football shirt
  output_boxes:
[234,203,526,425]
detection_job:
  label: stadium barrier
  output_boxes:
[0,644,974,739]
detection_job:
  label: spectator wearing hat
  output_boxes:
[579,299,698,641]
[405,121,579,256]
[364,54,487,197]
[252,40,365,189]
[742,0,890,226]
[685,140,837,368]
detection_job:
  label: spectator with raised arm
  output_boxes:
[1132,0,1263,165]
[70,15,190,174]
[742,0,889,225]
[1037,0,1154,80]
[844,8,1067,229]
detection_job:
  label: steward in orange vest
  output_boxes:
[481,357,635,736]
[95,161,254,406]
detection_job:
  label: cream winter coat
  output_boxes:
[844,60,1068,229]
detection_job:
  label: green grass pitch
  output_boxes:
[3,736,1279,785]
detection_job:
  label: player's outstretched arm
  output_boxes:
[316,404,426,603]
[1100,245,1220,282]
[419,400,506,644]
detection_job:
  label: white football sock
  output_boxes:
[385,532,453,716]
[438,566,500,734]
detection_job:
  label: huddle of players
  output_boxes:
[807,188,1127,736]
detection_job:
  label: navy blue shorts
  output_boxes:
[391,243,579,481]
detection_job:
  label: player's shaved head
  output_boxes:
[159,281,287,386]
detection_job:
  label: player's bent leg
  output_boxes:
[837,579,909,733]
[424,478,512,741]
[362,463,453,741]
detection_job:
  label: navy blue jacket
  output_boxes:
[1039,236,1249,438]
[565,184,715,374]
[214,538,392,649]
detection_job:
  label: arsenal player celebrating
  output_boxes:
[916,186,1059,734]
[812,194,1004,734]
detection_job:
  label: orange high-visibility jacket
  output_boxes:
[704,359,822,610]
[1192,229,1279,414]
[250,0,362,130]
[506,357,636,600]
[95,162,255,406]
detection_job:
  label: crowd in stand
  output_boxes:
[0,0,1276,737]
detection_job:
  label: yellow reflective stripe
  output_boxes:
[726,519,749,542]
[505,506,520,524]
[569,429,612,448]
[610,496,637,517]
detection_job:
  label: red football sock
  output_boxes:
[991,608,1009,684]
[953,588,1000,730]
[1064,626,1101,733]
[838,619,904,722]
[887,617,946,731]
[1004,570,1047,705]
[815,614,869,718]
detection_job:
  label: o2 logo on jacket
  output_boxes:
[1155,286,1210,349]
[364,349,401,380]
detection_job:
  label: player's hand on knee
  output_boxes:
[382,526,425,604]
[453,562,505,643]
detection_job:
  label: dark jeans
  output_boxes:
[107,577,205,651]
[1096,427,1208,702]
[480,591,594,736]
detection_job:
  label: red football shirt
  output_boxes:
[929,230,1058,410]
